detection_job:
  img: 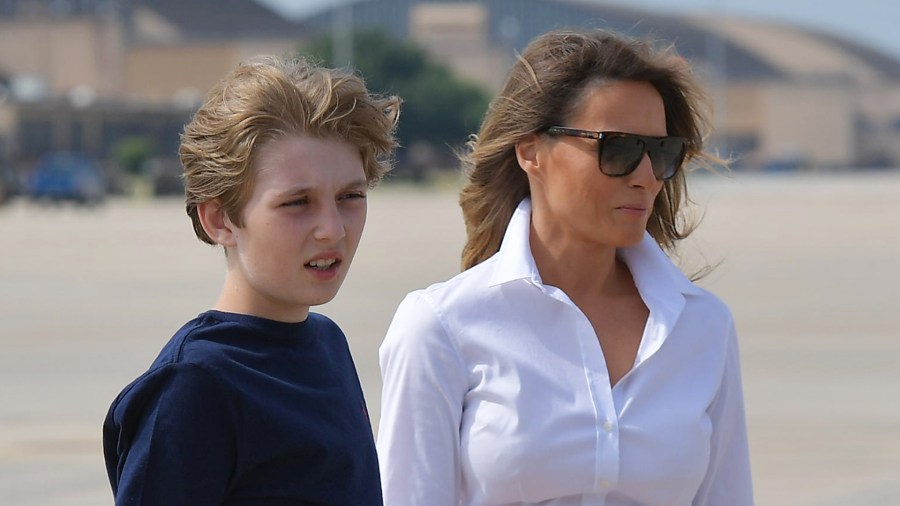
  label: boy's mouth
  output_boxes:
[305,258,339,271]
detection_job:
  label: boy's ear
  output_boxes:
[197,199,237,247]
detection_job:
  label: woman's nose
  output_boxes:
[628,152,656,187]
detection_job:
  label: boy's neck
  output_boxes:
[214,279,310,324]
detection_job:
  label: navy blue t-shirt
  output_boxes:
[103,310,382,506]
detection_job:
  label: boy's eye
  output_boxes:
[282,197,309,207]
[340,192,367,201]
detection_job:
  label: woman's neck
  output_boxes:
[529,221,633,301]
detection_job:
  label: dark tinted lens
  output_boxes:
[599,134,646,176]
[648,137,686,180]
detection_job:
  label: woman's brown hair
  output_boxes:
[459,29,716,269]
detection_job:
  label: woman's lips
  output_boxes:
[616,204,649,216]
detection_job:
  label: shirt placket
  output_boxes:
[581,316,620,500]
[548,285,621,502]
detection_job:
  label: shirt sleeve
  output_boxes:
[377,292,469,506]
[103,363,237,506]
[694,318,754,506]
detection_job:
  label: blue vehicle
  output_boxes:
[26,152,106,204]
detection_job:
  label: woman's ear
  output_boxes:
[515,134,542,177]
[197,199,237,247]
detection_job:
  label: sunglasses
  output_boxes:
[544,126,687,181]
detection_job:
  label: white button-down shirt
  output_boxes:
[377,199,753,506]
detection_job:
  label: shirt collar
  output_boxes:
[488,198,542,287]
[619,230,704,365]
[619,232,704,300]
[488,198,702,299]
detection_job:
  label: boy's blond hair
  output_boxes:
[180,55,400,244]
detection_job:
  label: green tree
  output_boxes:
[112,136,156,176]
[300,29,490,170]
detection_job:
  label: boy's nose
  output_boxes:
[314,202,346,242]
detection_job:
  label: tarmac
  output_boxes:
[1,171,898,505]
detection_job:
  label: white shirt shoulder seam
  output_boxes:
[408,290,469,373]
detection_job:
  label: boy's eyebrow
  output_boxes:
[274,178,369,198]
[273,185,313,199]
[342,178,369,190]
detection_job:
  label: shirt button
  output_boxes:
[603,421,615,432]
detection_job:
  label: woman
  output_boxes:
[377,29,753,505]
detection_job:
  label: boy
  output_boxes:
[103,55,399,505]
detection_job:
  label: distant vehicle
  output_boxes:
[26,152,106,205]
[0,162,22,205]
